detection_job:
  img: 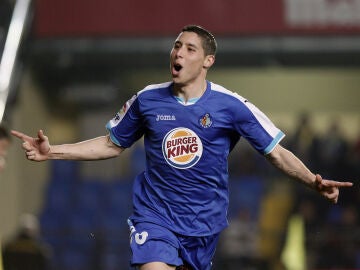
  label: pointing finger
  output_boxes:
[11,130,33,142]
[11,130,26,140]
[322,180,353,188]
[336,182,353,187]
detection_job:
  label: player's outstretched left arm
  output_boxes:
[266,144,353,203]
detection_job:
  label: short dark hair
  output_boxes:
[0,124,11,141]
[182,25,217,56]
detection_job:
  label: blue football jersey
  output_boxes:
[106,81,285,236]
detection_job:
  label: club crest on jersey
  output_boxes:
[199,113,212,128]
[162,127,203,169]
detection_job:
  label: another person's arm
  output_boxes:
[266,144,353,203]
[11,129,124,161]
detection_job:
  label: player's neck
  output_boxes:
[173,79,207,103]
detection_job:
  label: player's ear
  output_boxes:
[203,55,215,69]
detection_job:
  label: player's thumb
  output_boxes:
[37,129,47,141]
[314,174,323,189]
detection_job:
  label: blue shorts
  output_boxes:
[128,220,219,270]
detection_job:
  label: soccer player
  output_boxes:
[11,25,353,270]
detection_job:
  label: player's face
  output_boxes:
[170,31,213,86]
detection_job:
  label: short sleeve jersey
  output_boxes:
[106,81,285,236]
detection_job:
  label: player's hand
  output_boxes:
[313,174,353,204]
[11,129,51,161]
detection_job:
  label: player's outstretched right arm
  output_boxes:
[11,129,124,162]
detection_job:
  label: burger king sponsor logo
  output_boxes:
[162,127,203,169]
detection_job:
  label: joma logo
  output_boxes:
[156,114,176,121]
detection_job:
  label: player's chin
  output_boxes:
[172,77,184,85]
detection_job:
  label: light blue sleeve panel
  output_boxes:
[264,130,285,154]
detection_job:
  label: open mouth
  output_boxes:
[173,64,182,72]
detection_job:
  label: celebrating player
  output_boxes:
[12,25,353,270]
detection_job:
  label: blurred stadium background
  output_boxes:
[0,0,360,269]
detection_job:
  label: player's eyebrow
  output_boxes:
[186,42,198,49]
[174,40,199,50]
